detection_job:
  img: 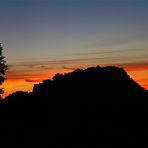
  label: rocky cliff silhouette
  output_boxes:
[0,65,148,146]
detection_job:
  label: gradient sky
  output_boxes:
[0,0,148,97]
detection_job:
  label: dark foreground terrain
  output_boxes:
[0,65,148,146]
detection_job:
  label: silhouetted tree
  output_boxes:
[0,65,147,146]
[0,43,8,96]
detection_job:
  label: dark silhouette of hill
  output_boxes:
[0,65,148,146]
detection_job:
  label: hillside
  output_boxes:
[0,65,148,146]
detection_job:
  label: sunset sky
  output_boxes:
[0,0,148,97]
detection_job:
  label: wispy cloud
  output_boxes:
[76,48,148,56]
[85,34,148,49]
[62,66,80,71]
[7,59,148,76]
[25,79,43,83]
[116,62,148,71]
[6,69,55,80]
[85,39,131,48]
[8,63,52,71]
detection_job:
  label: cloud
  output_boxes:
[7,58,104,72]
[25,79,43,83]
[7,60,148,77]
[85,39,131,48]
[84,33,148,49]
[8,63,53,70]
[77,48,148,56]
[62,66,77,71]
[7,59,148,78]
[5,69,55,80]
[116,62,148,71]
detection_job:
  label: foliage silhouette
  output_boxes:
[0,43,8,96]
[0,65,148,146]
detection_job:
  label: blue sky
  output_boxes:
[0,0,147,63]
[0,0,148,96]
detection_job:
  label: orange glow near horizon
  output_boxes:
[126,71,148,89]
[123,64,148,90]
[2,63,148,98]
[2,70,56,98]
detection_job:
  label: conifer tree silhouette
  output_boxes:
[0,43,8,96]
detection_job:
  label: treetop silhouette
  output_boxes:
[0,43,8,95]
[0,65,148,146]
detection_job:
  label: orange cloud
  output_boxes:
[5,69,55,80]
[25,79,43,83]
